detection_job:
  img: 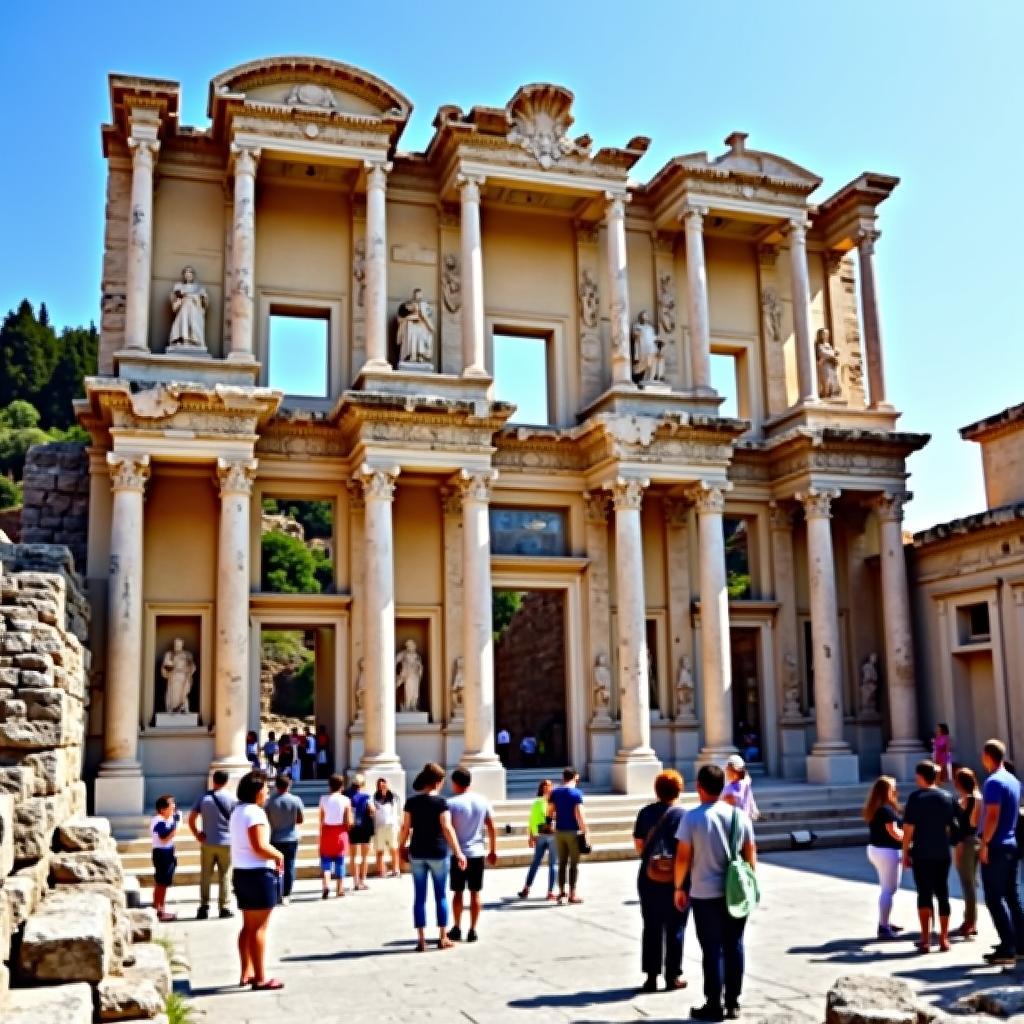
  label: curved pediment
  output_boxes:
[208,56,412,121]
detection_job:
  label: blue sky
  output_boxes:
[1,1,1020,532]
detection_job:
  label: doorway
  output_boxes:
[730,626,764,765]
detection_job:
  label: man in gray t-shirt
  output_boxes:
[673,764,757,1021]
[446,768,497,943]
[187,770,237,919]
[265,774,305,902]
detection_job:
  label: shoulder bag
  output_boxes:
[725,808,760,919]
[643,809,677,885]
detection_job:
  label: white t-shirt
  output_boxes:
[373,793,400,828]
[319,791,351,826]
[229,802,276,870]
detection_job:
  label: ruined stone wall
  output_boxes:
[0,543,170,1021]
[18,444,90,573]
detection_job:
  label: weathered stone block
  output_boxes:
[13,794,53,861]
[58,814,114,852]
[98,974,164,1021]
[4,982,95,1024]
[826,976,918,1024]
[124,872,142,908]
[23,746,82,794]
[128,906,157,943]
[123,941,172,998]
[4,872,41,926]
[51,849,124,885]
[0,879,11,962]
[17,890,113,983]
[953,987,1024,1017]
[53,879,127,910]
[0,791,13,879]
[0,764,36,800]
[0,697,27,718]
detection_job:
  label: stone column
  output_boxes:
[95,453,150,818]
[605,192,633,386]
[798,489,859,783]
[665,498,699,774]
[607,477,661,793]
[857,229,888,408]
[457,470,505,798]
[363,160,392,372]
[459,174,488,377]
[209,458,257,783]
[357,465,405,793]
[688,482,738,764]
[787,218,817,404]
[682,203,711,390]
[122,137,160,352]
[872,492,924,779]
[229,144,260,361]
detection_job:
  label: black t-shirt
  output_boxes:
[633,802,684,862]
[955,796,978,841]
[868,805,902,849]
[904,786,956,860]
[405,793,449,860]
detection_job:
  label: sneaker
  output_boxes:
[448,925,462,942]
[518,888,529,899]
[322,889,329,900]
[877,925,899,940]
[690,1005,725,1022]
[196,906,209,920]
[725,1006,741,1020]
[467,929,478,943]
[641,975,658,993]
[219,908,234,919]
[280,896,290,906]
[984,950,1016,966]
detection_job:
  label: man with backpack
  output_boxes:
[188,769,237,919]
[673,764,757,1022]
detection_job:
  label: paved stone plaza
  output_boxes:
[168,848,1014,1023]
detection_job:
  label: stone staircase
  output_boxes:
[117,779,869,888]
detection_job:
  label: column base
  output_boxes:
[360,753,407,799]
[225,350,257,364]
[94,761,146,818]
[208,756,254,792]
[880,741,926,783]
[610,750,662,795]
[360,358,393,374]
[461,365,490,380]
[806,750,860,785]
[456,754,506,801]
[695,742,740,769]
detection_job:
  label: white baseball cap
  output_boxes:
[725,754,745,771]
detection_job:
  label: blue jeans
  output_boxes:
[981,845,1024,954]
[272,839,299,898]
[410,857,450,930]
[524,834,556,892]
[691,896,747,1011]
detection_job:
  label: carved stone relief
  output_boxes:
[441,253,462,314]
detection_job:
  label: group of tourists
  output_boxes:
[245,724,332,781]
[864,732,1024,966]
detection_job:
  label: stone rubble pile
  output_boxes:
[0,542,171,1023]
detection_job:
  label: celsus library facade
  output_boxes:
[77,56,930,816]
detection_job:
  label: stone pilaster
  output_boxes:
[652,233,681,389]
[229,144,259,361]
[604,192,633,386]
[786,218,816,404]
[665,497,698,774]
[441,487,464,720]
[607,477,661,793]
[682,204,711,390]
[857,229,888,408]
[798,489,859,783]
[438,205,463,375]
[576,224,604,406]
[350,198,367,378]
[94,453,150,819]
[758,245,789,415]
[824,251,864,407]
[210,458,257,784]
[122,136,159,352]
[459,174,487,378]
[362,160,391,372]
[221,194,234,352]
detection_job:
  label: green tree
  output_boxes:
[39,324,99,428]
[0,476,21,510]
[492,589,525,643]
[0,301,58,410]
[260,531,321,594]
[0,402,51,479]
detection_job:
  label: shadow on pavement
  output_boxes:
[787,935,924,963]
[508,986,644,1008]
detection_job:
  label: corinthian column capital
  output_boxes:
[457,172,485,201]
[605,476,649,511]
[857,227,881,254]
[458,468,497,503]
[583,490,610,525]
[364,159,393,189]
[107,452,151,493]
[127,137,160,166]
[785,216,809,242]
[797,488,840,520]
[685,480,729,516]
[216,458,257,496]
[358,464,400,501]
[681,202,709,227]
[230,143,261,176]
[868,490,911,523]
[767,499,796,531]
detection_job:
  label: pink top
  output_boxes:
[932,734,952,764]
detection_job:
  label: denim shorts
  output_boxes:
[232,867,280,910]
[152,848,176,886]
[320,855,347,878]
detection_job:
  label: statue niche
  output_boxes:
[396,289,435,371]
[155,636,199,727]
[168,266,209,353]
[396,638,426,714]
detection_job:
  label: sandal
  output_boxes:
[416,939,427,952]
[568,895,584,904]
[666,977,688,990]
[252,978,285,991]
[438,936,453,949]
[239,975,253,987]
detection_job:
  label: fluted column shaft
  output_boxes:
[460,174,487,377]
[605,193,633,385]
[212,459,256,771]
[857,229,888,407]
[363,160,391,371]
[123,137,159,352]
[682,204,711,390]
[229,145,260,360]
[788,219,816,403]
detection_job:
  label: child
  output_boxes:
[262,731,278,776]
[245,730,260,770]
[933,723,953,783]
[151,794,180,921]
[319,773,353,898]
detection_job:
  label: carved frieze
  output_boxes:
[579,269,599,329]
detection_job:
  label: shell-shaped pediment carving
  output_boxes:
[506,83,585,168]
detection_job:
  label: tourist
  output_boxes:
[520,731,538,768]
[372,777,402,878]
[348,773,374,891]
[673,764,756,1022]
[188,769,237,920]
[952,766,982,939]
[276,733,294,779]
[862,775,904,940]
[316,724,332,779]
[289,727,303,781]
[633,769,688,993]
[262,731,278,776]
[447,768,498,942]
[230,770,285,991]
[518,778,557,900]
[319,773,353,898]
[300,727,317,781]
[398,762,466,951]
[978,739,1024,966]
[245,730,260,770]
[496,727,511,764]
[549,766,588,904]
[150,794,180,922]
[722,755,759,821]
[266,774,305,904]
[901,759,957,953]
[932,723,953,784]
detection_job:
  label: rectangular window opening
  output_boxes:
[490,507,568,556]
[493,333,550,425]
[724,515,753,599]
[268,310,329,398]
[260,497,335,594]
[710,351,740,418]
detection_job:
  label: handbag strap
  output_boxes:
[642,807,675,861]
[729,807,740,860]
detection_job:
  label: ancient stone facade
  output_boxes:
[18,445,90,571]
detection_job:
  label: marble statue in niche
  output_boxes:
[396,639,424,712]
[860,652,879,716]
[815,328,843,398]
[592,653,612,721]
[579,269,599,329]
[161,637,196,714]
[450,656,464,718]
[674,655,696,720]
[657,274,676,335]
[396,288,435,368]
[168,266,208,351]
[782,652,802,718]
[631,310,666,384]
[441,254,462,314]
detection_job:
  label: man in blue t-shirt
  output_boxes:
[548,767,588,904]
[979,738,1024,965]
